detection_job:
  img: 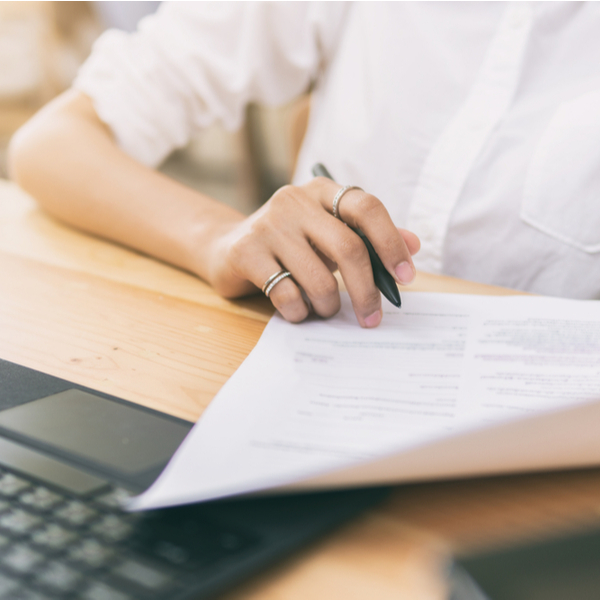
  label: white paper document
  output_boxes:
[130,292,600,511]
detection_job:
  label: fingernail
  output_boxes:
[364,309,382,328]
[395,261,414,284]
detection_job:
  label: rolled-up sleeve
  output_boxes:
[74,1,347,167]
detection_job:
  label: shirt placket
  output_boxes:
[406,3,534,274]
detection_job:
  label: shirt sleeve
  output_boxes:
[73,1,348,168]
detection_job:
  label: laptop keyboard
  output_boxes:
[0,467,260,599]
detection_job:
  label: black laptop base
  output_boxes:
[0,359,390,599]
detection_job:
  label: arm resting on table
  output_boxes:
[8,90,247,296]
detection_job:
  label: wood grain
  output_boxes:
[0,252,266,422]
[0,180,273,322]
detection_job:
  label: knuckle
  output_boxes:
[249,217,272,239]
[337,235,367,262]
[269,185,300,211]
[306,176,331,195]
[272,284,302,311]
[311,276,338,302]
[355,192,384,216]
[274,184,297,198]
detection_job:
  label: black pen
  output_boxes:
[311,163,401,308]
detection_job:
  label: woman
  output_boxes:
[9,3,600,325]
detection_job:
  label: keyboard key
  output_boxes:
[31,524,76,550]
[0,499,10,514]
[0,533,10,550]
[132,507,259,571]
[36,561,82,593]
[91,515,133,542]
[1,544,44,574]
[56,501,98,526]
[112,558,172,591]
[0,474,30,498]
[0,509,42,535]
[82,582,132,600]
[19,487,63,512]
[69,539,115,569]
[95,488,134,509]
[152,540,190,565]
[219,532,247,552]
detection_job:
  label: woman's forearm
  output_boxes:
[8,90,245,286]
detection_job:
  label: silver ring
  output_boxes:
[332,185,362,221]
[262,269,292,298]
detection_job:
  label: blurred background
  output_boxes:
[0,1,309,214]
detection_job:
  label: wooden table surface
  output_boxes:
[2,179,600,599]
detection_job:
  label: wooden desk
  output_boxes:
[2,179,600,599]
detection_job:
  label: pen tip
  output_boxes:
[385,294,401,309]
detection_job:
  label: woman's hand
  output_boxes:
[205,177,420,327]
[10,92,418,329]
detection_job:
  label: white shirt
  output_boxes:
[74,1,600,300]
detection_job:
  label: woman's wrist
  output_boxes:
[183,201,247,292]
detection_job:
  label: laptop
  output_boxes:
[0,358,389,600]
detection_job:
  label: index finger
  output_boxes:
[309,177,416,286]
[341,189,416,285]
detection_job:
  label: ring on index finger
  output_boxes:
[262,269,292,298]
[332,185,362,221]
